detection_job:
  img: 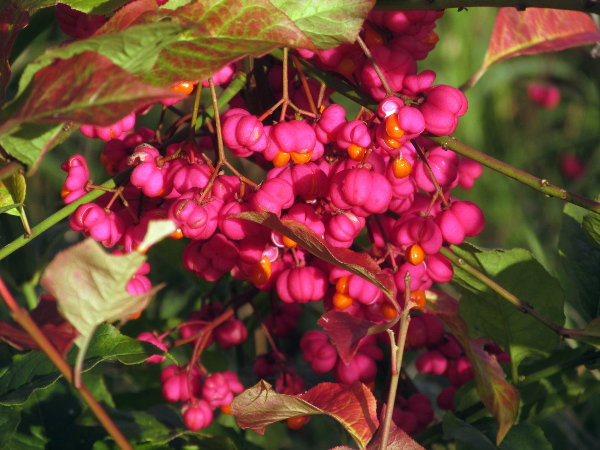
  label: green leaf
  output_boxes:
[452,244,565,370]
[2,431,45,450]
[12,0,130,14]
[269,0,374,49]
[519,356,600,421]
[427,290,519,445]
[0,160,25,217]
[443,412,497,450]
[0,122,72,174]
[0,405,21,449]
[558,203,600,320]
[0,324,166,406]
[80,404,183,444]
[232,380,378,450]
[444,414,552,450]
[582,211,600,250]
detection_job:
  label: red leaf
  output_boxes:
[426,290,519,445]
[231,380,378,449]
[3,51,183,131]
[319,311,397,365]
[469,8,600,87]
[233,211,396,302]
[0,294,78,355]
[0,4,29,106]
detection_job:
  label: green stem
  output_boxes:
[374,0,600,14]
[0,168,132,262]
[0,277,133,450]
[440,247,600,343]
[428,135,600,214]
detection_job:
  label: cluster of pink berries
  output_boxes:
[160,365,244,431]
[407,313,509,414]
[60,6,492,433]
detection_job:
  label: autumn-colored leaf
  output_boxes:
[231,380,378,450]
[233,211,395,301]
[467,8,600,88]
[0,51,183,134]
[318,311,397,365]
[0,4,29,107]
[0,294,78,355]
[426,289,519,445]
[40,239,163,385]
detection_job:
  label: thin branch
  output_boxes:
[439,247,600,343]
[428,135,600,214]
[0,277,133,450]
[0,167,133,262]
[379,273,412,449]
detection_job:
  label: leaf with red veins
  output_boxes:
[98,0,315,86]
[0,294,78,355]
[0,5,29,106]
[426,289,519,446]
[1,51,183,133]
[233,211,396,302]
[231,380,378,450]
[367,419,425,450]
[469,8,600,87]
[319,311,398,365]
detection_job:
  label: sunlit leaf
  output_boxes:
[467,8,600,87]
[137,219,178,254]
[231,380,378,449]
[269,0,374,48]
[40,239,163,383]
[233,211,395,301]
[427,290,519,445]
